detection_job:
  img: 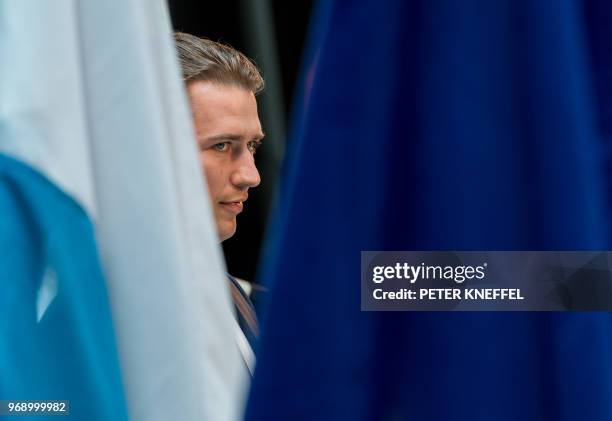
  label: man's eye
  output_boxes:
[247,140,262,154]
[212,142,229,152]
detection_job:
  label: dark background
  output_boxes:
[168,0,314,281]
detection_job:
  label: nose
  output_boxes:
[230,151,261,189]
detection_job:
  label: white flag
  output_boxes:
[0,1,246,420]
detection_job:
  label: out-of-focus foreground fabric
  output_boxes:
[0,1,246,420]
[247,0,612,420]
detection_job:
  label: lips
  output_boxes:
[219,200,244,215]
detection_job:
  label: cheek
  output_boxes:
[201,155,225,197]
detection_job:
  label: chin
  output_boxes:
[218,222,237,242]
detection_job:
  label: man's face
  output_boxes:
[187,81,263,242]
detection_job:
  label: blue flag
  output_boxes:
[0,155,128,420]
[247,0,612,420]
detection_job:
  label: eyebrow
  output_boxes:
[204,132,266,142]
